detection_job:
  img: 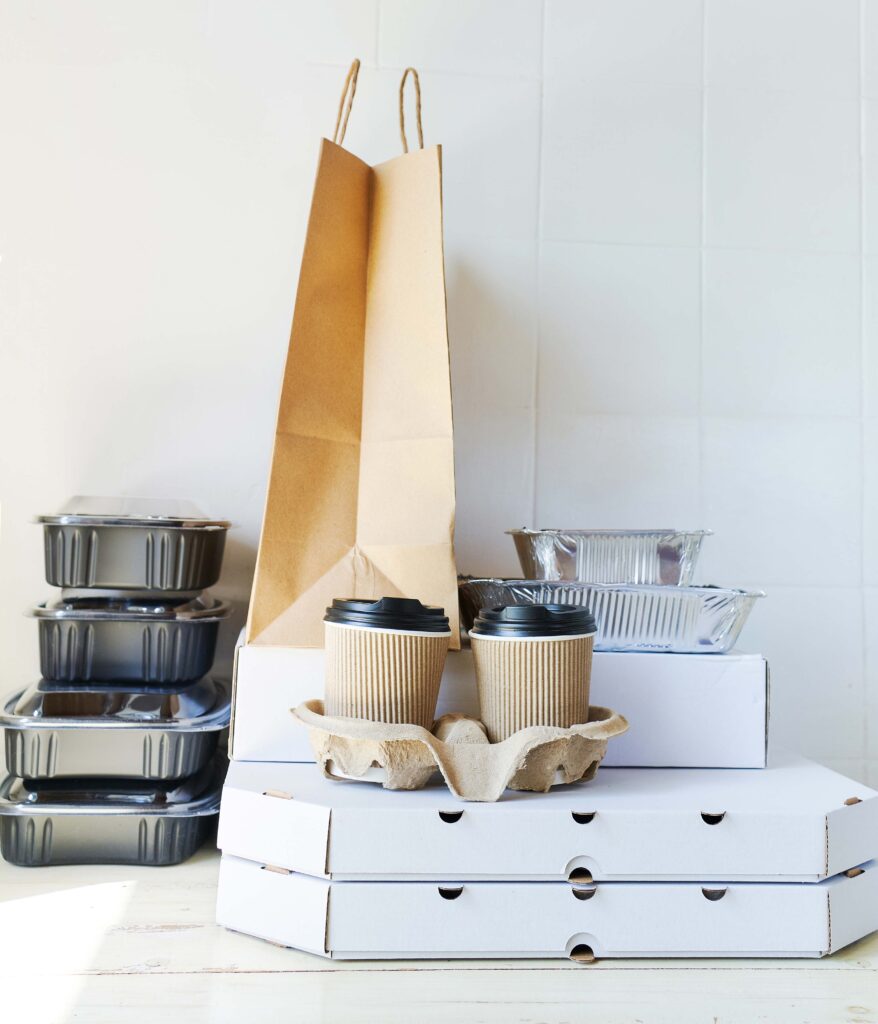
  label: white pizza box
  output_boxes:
[216,854,878,959]
[216,754,877,882]
[229,636,768,768]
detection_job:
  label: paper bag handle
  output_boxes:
[399,67,424,153]
[333,60,424,152]
[333,59,360,146]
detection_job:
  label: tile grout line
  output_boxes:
[859,0,870,769]
[375,0,381,67]
[532,238,864,257]
[698,0,709,531]
[531,0,546,528]
[304,58,542,83]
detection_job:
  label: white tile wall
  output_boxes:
[702,248,861,417]
[542,80,703,245]
[866,587,878,784]
[379,0,543,78]
[865,418,878,585]
[864,100,878,254]
[739,585,865,761]
[700,417,861,587]
[0,0,875,782]
[864,0,878,100]
[705,0,860,98]
[539,242,701,415]
[867,259,878,415]
[704,88,860,252]
[544,0,704,88]
[535,414,701,527]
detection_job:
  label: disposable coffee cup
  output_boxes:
[469,603,597,743]
[323,597,451,729]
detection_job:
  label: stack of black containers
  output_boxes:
[0,497,230,866]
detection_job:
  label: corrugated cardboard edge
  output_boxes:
[229,640,241,755]
[217,777,332,879]
[827,864,878,954]
[826,793,878,878]
[826,887,832,954]
[325,882,332,957]
[217,856,877,959]
[764,661,771,765]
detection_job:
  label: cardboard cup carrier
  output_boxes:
[324,598,451,729]
[470,604,597,742]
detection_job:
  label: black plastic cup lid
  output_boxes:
[470,603,596,638]
[325,597,450,633]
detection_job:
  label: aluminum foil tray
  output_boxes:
[33,594,229,683]
[459,578,763,654]
[0,759,224,866]
[508,529,711,585]
[1,677,230,780]
[37,496,230,591]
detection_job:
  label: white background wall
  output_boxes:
[0,0,875,783]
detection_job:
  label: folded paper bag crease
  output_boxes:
[247,135,458,649]
[292,700,629,802]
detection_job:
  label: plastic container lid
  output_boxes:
[470,603,597,638]
[36,496,230,529]
[8,677,228,724]
[0,759,221,811]
[324,597,450,633]
[32,595,229,622]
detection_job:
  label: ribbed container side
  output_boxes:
[140,731,218,780]
[139,621,218,683]
[471,634,593,742]
[138,814,213,866]
[0,816,54,866]
[583,588,701,649]
[38,619,218,683]
[459,580,759,653]
[0,813,215,866]
[512,531,705,586]
[144,529,225,590]
[4,730,59,778]
[44,526,99,587]
[42,525,226,590]
[324,623,449,729]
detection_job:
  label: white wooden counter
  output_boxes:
[1,847,876,1023]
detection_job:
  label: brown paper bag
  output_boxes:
[247,62,459,649]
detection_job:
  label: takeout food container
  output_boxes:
[508,529,710,585]
[32,594,229,683]
[458,579,763,654]
[37,496,230,591]
[0,758,224,866]
[1,677,230,779]
[323,597,451,729]
[468,605,597,743]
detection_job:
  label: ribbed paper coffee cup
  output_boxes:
[323,598,451,729]
[469,604,596,743]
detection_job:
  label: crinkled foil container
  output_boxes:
[508,529,711,585]
[459,578,763,654]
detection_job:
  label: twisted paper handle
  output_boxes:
[399,67,424,153]
[333,60,424,153]
[333,58,360,145]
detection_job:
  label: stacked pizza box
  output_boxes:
[216,529,878,960]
